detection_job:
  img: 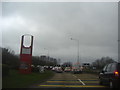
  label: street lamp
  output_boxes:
[70,38,80,63]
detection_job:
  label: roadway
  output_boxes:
[31,72,108,88]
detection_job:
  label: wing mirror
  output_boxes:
[101,70,107,74]
[101,70,104,73]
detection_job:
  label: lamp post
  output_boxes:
[71,38,80,63]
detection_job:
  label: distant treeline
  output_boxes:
[1,47,58,70]
[2,47,20,69]
[32,56,58,67]
[1,47,116,70]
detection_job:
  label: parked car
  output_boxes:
[99,62,120,88]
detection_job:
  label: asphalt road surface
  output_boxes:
[31,72,108,88]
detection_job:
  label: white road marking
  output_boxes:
[73,75,86,85]
[78,79,86,85]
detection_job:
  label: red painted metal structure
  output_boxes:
[19,34,33,74]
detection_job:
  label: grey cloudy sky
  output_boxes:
[1,2,118,63]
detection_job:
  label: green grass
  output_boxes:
[2,69,54,88]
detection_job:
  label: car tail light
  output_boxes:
[114,71,119,76]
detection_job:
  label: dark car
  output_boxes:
[99,62,120,88]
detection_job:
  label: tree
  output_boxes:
[92,56,116,69]
[32,56,58,66]
[2,47,20,69]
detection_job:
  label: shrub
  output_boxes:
[2,64,10,77]
[32,67,39,72]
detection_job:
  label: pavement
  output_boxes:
[30,72,108,88]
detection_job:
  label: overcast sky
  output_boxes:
[1,2,118,64]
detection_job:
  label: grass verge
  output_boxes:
[2,69,54,88]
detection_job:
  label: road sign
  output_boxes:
[19,34,33,74]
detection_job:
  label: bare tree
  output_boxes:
[92,57,116,69]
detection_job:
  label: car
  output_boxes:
[52,67,55,71]
[71,68,82,74]
[71,66,83,74]
[64,67,71,72]
[39,66,45,73]
[99,62,120,88]
[56,67,63,73]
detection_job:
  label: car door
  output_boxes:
[109,63,117,78]
[104,64,112,84]
[100,65,108,83]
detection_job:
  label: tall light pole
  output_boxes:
[71,38,80,64]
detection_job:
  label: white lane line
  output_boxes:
[78,79,86,85]
[73,75,86,85]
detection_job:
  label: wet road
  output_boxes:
[32,72,107,88]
